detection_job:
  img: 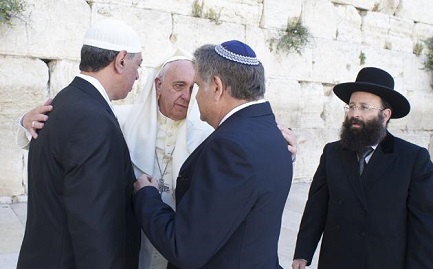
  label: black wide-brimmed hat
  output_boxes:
[333,67,410,118]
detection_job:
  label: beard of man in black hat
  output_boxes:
[340,109,387,152]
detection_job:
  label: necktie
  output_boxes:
[358,147,373,175]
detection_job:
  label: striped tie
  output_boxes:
[358,147,373,175]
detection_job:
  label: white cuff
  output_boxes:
[16,115,31,150]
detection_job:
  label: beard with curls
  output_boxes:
[339,112,387,152]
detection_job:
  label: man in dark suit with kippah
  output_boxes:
[133,40,293,269]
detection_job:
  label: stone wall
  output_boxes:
[1,0,433,200]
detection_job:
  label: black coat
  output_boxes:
[294,132,433,269]
[17,77,140,269]
[134,102,292,269]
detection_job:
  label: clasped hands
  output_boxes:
[133,174,158,194]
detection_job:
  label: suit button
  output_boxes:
[336,225,340,230]
[338,200,343,205]
[360,232,366,237]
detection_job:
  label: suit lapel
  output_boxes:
[70,77,118,120]
[341,132,396,207]
[361,133,396,191]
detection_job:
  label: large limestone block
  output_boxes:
[0,57,48,197]
[0,0,89,60]
[395,0,433,25]
[323,84,347,128]
[387,17,414,53]
[194,0,263,26]
[404,91,433,131]
[354,46,405,79]
[171,15,245,54]
[330,0,377,11]
[48,60,80,98]
[311,39,364,84]
[401,54,431,101]
[334,4,362,43]
[90,3,173,67]
[245,26,313,80]
[93,0,263,24]
[361,11,391,49]
[0,57,48,115]
[265,77,302,127]
[105,0,196,16]
[413,23,433,43]
[375,0,400,15]
[303,0,338,39]
[298,82,325,129]
[260,0,302,29]
[293,127,341,182]
[0,127,26,197]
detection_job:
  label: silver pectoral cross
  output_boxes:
[158,178,170,193]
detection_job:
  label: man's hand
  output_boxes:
[277,122,297,161]
[292,259,307,269]
[133,174,158,194]
[22,98,53,139]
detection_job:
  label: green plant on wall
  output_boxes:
[359,51,366,65]
[192,0,222,25]
[192,0,204,18]
[270,19,311,55]
[206,8,222,25]
[413,42,424,56]
[0,0,24,26]
[384,41,392,50]
[423,37,433,71]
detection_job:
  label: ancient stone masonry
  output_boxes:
[1,0,432,199]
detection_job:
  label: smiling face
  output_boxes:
[155,60,195,121]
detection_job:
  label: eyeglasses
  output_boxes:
[344,104,384,113]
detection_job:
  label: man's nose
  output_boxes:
[182,88,192,100]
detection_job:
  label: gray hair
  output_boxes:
[193,44,265,101]
[79,45,137,72]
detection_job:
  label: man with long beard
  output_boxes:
[292,67,433,269]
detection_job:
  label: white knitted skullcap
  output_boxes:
[83,19,142,53]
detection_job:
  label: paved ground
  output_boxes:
[0,182,318,269]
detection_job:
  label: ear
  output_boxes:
[382,108,392,124]
[114,50,128,73]
[154,77,162,95]
[212,75,225,101]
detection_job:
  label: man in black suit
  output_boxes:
[133,40,293,269]
[292,67,433,269]
[17,19,142,269]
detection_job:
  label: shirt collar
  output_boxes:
[76,74,117,118]
[219,99,266,126]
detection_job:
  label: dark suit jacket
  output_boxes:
[17,77,140,269]
[134,102,292,269]
[293,132,433,269]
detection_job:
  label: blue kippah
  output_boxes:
[214,40,259,66]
